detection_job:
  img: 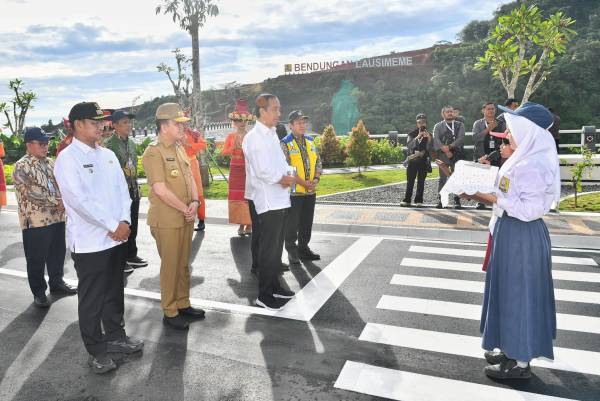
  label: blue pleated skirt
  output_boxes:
[480,213,557,362]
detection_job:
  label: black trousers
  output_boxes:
[255,208,287,298]
[403,163,427,204]
[22,222,66,297]
[71,245,126,357]
[285,194,316,251]
[126,197,140,259]
[249,200,260,270]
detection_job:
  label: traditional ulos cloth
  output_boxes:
[222,132,251,225]
[183,129,206,221]
[0,141,7,207]
[480,106,560,363]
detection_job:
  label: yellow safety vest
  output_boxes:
[284,135,318,194]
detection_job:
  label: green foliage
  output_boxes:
[0,79,37,137]
[213,144,230,167]
[3,163,14,186]
[569,146,595,207]
[319,124,345,166]
[0,132,25,163]
[136,137,153,156]
[346,120,371,174]
[368,139,404,165]
[475,4,576,102]
[559,192,600,212]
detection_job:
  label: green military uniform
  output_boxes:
[142,137,194,317]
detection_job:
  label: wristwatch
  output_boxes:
[190,199,200,206]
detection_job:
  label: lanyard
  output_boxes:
[444,121,455,135]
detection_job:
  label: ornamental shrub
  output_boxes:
[346,120,371,174]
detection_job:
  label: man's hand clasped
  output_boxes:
[109,221,131,242]
[184,200,199,223]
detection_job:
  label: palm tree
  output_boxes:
[156,0,219,129]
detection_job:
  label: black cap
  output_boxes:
[289,110,309,123]
[110,110,135,122]
[24,127,49,143]
[68,102,108,123]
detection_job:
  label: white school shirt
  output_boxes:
[54,138,132,253]
[490,158,554,233]
[242,121,291,215]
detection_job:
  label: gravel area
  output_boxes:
[317,178,600,207]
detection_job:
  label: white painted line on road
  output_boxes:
[408,245,598,266]
[279,236,382,320]
[377,295,600,335]
[390,274,600,305]
[0,237,381,321]
[400,258,600,283]
[334,361,576,401]
[359,323,600,376]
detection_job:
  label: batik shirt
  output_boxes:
[12,154,65,230]
[105,134,140,199]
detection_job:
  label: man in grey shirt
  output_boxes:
[433,105,465,209]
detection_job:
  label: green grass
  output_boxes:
[140,168,439,200]
[559,192,600,212]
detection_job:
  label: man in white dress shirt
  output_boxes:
[243,94,297,311]
[54,102,143,374]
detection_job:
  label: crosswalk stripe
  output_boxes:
[334,361,576,401]
[400,258,600,283]
[377,295,600,335]
[408,245,598,266]
[390,274,600,304]
[359,323,600,376]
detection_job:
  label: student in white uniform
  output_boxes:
[467,102,559,379]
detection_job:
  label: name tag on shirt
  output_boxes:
[499,176,510,193]
[489,140,495,149]
[83,163,94,174]
[166,157,176,161]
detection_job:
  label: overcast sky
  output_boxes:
[0,0,505,127]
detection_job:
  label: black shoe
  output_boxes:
[126,256,148,268]
[163,315,189,330]
[33,294,51,308]
[299,248,320,261]
[88,355,117,374]
[476,202,487,210]
[485,359,531,380]
[194,220,205,232]
[400,201,411,207]
[123,264,134,274]
[484,351,508,365]
[178,306,206,319]
[255,295,289,311]
[49,281,78,295]
[273,288,295,299]
[107,336,144,354]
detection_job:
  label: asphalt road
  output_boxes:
[0,209,599,401]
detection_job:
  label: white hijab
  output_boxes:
[489,113,560,233]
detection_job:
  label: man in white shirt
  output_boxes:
[243,94,297,311]
[54,102,143,374]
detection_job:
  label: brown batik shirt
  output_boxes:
[12,154,65,230]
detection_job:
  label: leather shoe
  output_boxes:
[484,350,508,365]
[485,359,531,379]
[88,355,117,374]
[50,281,77,295]
[299,248,320,261]
[194,220,205,232]
[34,294,50,308]
[163,315,189,330]
[178,306,205,319]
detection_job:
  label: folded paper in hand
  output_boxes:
[439,160,498,207]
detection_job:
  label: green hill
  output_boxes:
[133,0,600,135]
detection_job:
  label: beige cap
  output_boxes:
[155,103,191,122]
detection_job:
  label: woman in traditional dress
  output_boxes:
[469,102,559,379]
[0,137,6,213]
[182,127,207,231]
[221,99,254,236]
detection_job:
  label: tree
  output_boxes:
[346,120,371,175]
[475,4,576,103]
[569,146,595,208]
[156,0,219,129]
[157,48,192,108]
[319,124,344,166]
[0,79,37,137]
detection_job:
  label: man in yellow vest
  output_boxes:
[280,110,322,265]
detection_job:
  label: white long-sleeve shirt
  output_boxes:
[242,120,291,214]
[54,138,131,253]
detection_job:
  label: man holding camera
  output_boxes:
[401,114,432,207]
[433,105,465,209]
